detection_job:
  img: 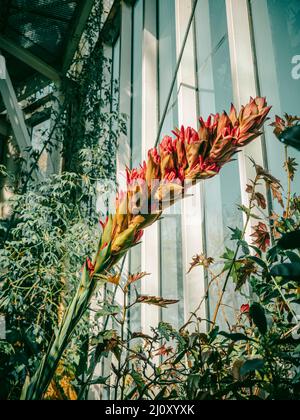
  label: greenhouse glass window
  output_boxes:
[250,0,300,194]
[195,0,243,326]
[158,0,184,328]
[31,119,51,174]
[128,0,144,333]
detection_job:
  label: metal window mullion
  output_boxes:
[140,0,160,335]
[175,0,207,326]
[225,0,269,240]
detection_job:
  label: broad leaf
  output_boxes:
[240,358,265,376]
[277,230,300,250]
[285,251,300,263]
[229,227,243,241]
[249,303,268,335]
[279,125,300,151]
[247,256,268,270]
[270,263,300,282]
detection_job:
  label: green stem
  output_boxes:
[78,257,127,400]
[114,287,127,400]
[211,175,259,327]
[285,146,291,218]
[271,276,297,320]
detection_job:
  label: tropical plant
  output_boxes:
[21,98,271,399]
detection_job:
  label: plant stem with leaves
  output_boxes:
[211,174,260,326]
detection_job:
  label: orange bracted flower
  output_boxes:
[235,97,272,144]
[90,98,273,279]
[93,97,271,272]
[146,148,161,187]
[86,257,95,277]
[159,136,178,181]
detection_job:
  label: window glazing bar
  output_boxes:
[225,0,269,238]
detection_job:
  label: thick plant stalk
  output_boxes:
[284,146,291,217]
[22,266,97,400]
[22,97,271,400]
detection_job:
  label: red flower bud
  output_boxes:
[240,304,250,314]
[86,257,95,276]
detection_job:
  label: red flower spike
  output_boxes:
[101,97,270,256]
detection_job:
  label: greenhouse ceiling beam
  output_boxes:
[62,0,95,73]
[0,54,43,179]
[0,54,32,152]
[0,35,61,83]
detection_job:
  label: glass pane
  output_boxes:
[158,0,178,136]
[31,119,51,174]
[195,0,243,327]
[160,215,184,328]
[251,0,300,194]
[158,0,183,327]
[131,0,143,169]
[129,0,143,333]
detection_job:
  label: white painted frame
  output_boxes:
[225,0,270,237]
[140,0,160,335]
[175,0,207,325]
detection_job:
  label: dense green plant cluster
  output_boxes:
[0,174,99,399]
[0,0,125,400]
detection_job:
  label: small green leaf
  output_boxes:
[219,331,253,342]
[249,244,263,257]
[240,358,265,376]
[131,370,146,395]
[89,376,109,385]
[267,245,280,263]
[229,227,243,241]
[239,240,250,255]
[173,350,187,365]
[221,247,235,260]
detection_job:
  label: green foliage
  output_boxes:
[0,0,125,400]
[0,174,99,399]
